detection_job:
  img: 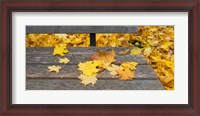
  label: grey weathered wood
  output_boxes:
[26,64,157,79]
[26,47,164,90]
[26,54,148,65]
[26,79,164,90]
[26,47,148,64]
[26,47,138,55]
[26,26,138,33]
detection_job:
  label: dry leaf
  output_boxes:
[143,47,152,56]
[59,58,70,64]
[78,74,97,86]
[119,49,129,55]
[121,62,138,70]
[78,61,101,76]
[106,64,123,76]
[53,46,69,56]
[90,50,115,68]
[48,65,62,73]
[130,49,141,55]
[116,68,135,81]
[55,34,68,39]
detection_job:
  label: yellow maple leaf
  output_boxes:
[119,49,129,55]
[48,65,62,73]
[121,62,138,70]
[55,34,68,39]
[90,50,115,68]
[78,61,101,76]
[92,60,102,66]
[116,68,135,81]
[160,44,169,51]
[59,58,70,64]
[106,64,123,76]
[130,49,141,55]
[78,74,97,86]
[143,47,152,56]
[53,46,69,56]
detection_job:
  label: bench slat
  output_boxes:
[26,64,157,79]
[26,79,164,90]
[26,54,148,65]
[26,47,140,55]
[27,47,148,65]
[26,26,138,33]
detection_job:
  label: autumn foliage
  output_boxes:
[26,26,174,90]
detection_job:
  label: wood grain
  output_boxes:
[26,64,157,79]
[26,47,148,64]
[26,79,164,90]
[26,47,163,90]
[26,26,138,33]
[26,47,140,55]
[26,54,148,65]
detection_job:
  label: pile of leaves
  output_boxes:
[133,26,174,90]
[48,46,138,86]
[26,26,174,90]
[26,33,90,47]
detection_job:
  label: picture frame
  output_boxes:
[0,0,199,115]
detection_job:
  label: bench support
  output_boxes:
[90,33,96,46]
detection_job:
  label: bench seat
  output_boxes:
[26,47,164,90]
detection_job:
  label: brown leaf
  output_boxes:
[116,68,135,81]
[90,50,115,68]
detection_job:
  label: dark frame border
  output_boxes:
[1,0,199,116]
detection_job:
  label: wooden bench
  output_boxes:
[26,26,164,90]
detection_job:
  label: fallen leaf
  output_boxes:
[92,60,102,67]
[78,61,101,76]
[90,50,115,68]
[119,49,129,55]
[59,58,70,64]
[106,64,123,76]
[55,34,68,39]
[78,74,97,86]
[160,44,169,51]
[121,62,138,70]
[48,65,62,73]
[53,46,69,56]
[116,68,135,81]
[130,49,141,55]
[143,47,152,56]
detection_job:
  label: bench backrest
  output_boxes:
[26,26,138,46]
[26,26,138,33]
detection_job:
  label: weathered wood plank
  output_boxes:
[26,47,140,55]
[26,79,164,90]
[26,64,157,79]
[26,26,138,33]
[26,47,147,65]
[26,54,148,65]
